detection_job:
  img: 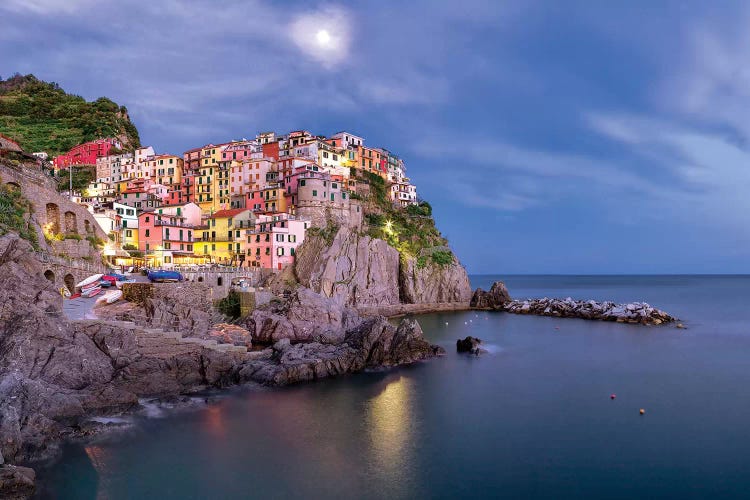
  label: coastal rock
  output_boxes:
[0,464,35,500]
[470,281,512,309]
[399,255,472,304]
[238,317,443,386]
[294,226,401,307]
[456,336,486,355]
[208,323,252,347]
[294,225,472,309]
[246,287,361,343]
[502,297,676,325]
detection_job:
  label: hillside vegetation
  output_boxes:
[0,73,140,155]
[355,171,452,267]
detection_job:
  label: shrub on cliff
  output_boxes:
[0,181,38,249]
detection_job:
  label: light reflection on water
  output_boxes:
[366,376,412,494]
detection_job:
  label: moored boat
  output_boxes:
[76,274,103,288]
[147,270,184,283]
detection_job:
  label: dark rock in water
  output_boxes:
[456,336,486,355]
[470,281,512,310]
[0,464,35,499]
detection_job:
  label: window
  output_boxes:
[300,179,306,187]
[332,183,338,189]
[122,220,128,228]
[126,230,132,237]
[312,190,318,197]
[331,194,335,201]
[212,244,216,251]
[164,242,171,250]
[342,192,347,200]
[146,243,150,250]
[187,244,193,251]
[291,247,295,256]
[278,247,284,256]
[204,245,208,254]
[145,229,150,237]
[228,244,232,252]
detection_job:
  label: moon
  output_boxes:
[316,29,331,46]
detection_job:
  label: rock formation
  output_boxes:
[399,255,472,304]
[294,226,472,310]
[503,297,675,325]
[456,336,487,355]
[246,287,362,343]
[294,226,401,307]
[238,317,444,386]
[470,281,512,309]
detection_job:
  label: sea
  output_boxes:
[34,275,750,499]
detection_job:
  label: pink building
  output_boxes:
[243,213,310,270]
[138,210,197,266]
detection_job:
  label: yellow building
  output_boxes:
[195,144,225,212]
[196,208,255,264]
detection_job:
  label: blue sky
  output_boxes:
[2,0,748,274]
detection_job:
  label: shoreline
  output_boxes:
[357,301,472,318]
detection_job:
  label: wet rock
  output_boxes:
[456,336,487,355]
[470,281,512,310]
[0,464,35,499]
[503,297,676,325]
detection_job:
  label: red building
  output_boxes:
[54,138,121,169]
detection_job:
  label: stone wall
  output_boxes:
[0,161,107,248]
[178,268,273,299]
[296,200,362,229]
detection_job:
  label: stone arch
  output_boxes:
[5,181,20,190]
[44,270,55,283]
[64,211,78,234]
[84,219,93,234]
[64,274,75,293]
[46,203,60,234]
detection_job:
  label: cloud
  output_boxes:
[0,0,93,14]
[288,6,352,68]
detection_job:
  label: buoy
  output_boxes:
[610,394,616,400]
[639,408,645,415]
[445,322,449,325]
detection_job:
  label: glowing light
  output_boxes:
[384,219,394,234]
[316,29,331,46]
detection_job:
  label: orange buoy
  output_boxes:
[639,408,645,415]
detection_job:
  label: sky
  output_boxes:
[1,0,749,274]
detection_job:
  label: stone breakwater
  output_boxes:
[503,297,676,325]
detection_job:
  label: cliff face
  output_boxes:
[294,226,472,309]
[294,226,401,307]
[399,256,472,304]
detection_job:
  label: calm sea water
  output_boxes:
[36,275,750,499]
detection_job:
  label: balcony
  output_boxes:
[153,219,195,228]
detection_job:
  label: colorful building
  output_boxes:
[244,213,310,270]
[54,138,121,169]
[196,208,255,264]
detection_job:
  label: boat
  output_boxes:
[105,273,127,281]
[99,280,112,288]
[69,293,81,299]
[76,274,103,288]
[115,279,136,288]
[97,290,123,304]
[147,270,184,283]
[81,286,102,298]
[81,281,99,292]
[101,275,118,283]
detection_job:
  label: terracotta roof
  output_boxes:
[211,208,249,218]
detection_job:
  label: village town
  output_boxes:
[45,130,418,270]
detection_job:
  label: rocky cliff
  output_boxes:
[294,226,471,310]
[399,255,472,304]
[0,231,443,497]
